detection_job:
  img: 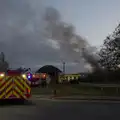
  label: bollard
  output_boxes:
[54,89,57,96]
[51,89,57,99]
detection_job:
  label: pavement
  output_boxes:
[1,97,120,120]
[32,95,120,101]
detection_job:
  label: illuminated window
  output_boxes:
[72,76,74,80]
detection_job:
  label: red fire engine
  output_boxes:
[29,73,49,87]
[0,70,31,100]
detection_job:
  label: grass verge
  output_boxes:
[31,84,120,97]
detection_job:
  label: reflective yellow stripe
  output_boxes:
[14,79,25,91]
[14,86,22,95]
[0,79,5,84]
[26,79,31,85]
[0,79,6,91]
[0,77,12,99]
[5,78,12,87]
[13,91,20,98]
[6,91,12,98]
[0,84,5,92]
[17,76,30,90]
[6,84,13,93]
[0,75,31,99]
[5,77,13,99]
[14,86,26,99]
[0,91,5,99]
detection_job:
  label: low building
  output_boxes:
[36,65,62,84]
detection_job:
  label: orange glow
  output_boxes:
[42,74,46,78]
[26,88,31,93]
[28,89,30,93]
[32,74,40,78]
[33,74,35,77]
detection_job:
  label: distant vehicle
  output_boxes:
[0,69,31,100]
[30,73,51,87]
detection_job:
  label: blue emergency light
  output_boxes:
[27,73,32,80]
[28,76,31,79]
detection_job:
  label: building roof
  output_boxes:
[36,65,62,74]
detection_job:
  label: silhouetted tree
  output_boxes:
[99,23,120,70]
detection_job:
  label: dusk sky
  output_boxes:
[45,0,120,46]
[0,0,120,73]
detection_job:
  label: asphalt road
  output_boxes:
[0,98,120,120]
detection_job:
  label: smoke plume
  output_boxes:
[43,7,101,70]
[0,0,100,71]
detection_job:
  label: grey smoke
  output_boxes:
[43,7,100,70]
[0,0,50,68]
[0,0,100,71]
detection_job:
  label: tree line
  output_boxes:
[83,23,120,83]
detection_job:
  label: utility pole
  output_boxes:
[1,52,4,62]
[63,62,65,74]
